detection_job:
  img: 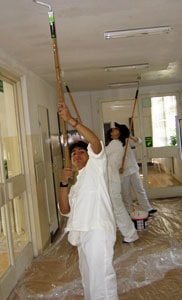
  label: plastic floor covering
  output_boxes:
[8,198,182,300]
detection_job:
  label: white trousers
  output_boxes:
[78,230,118,300]
[109,181,138,242]
[121,172,152,214]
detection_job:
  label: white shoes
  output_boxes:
[123,231,139,243]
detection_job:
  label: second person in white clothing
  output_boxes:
[115,123,157,216]
[105,127,139,243]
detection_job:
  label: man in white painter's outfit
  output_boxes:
[58,102,118,300]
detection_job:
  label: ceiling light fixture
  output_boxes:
[107,81,139,88]
[104,25,171,39]
[105,63,149,72]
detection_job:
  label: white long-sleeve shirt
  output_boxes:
[122,138,142,177]
[105,139,124,183]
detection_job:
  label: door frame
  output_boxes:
[138,93,182,199]
[0,76,34,300]
[100,92,182,200]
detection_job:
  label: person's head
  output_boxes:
[114,123,130,146]
[69,141,89,170]
[107,127,121,142]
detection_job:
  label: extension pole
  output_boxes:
[120,80,140,173]
[33,0,70,167]
[64,82,82,122]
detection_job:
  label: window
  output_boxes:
[151,96,177,147]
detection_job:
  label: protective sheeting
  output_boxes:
[9,198,182,300]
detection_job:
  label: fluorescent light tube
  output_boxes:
[104,25,171,39]
[107,81,139,88]
[105,63,149,72]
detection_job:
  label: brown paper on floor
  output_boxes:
[8,198,182,300]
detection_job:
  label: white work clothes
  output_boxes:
[64,142,118,299]
[106,139,124,182]
[106,140,138,242]
[78,230,118,300]
[109,181,138,242]
[121,138,153,214]
[66,142,116,243]
[121,138,142,177]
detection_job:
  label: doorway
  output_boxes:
[101,93,182,199]
[0,77,33,299]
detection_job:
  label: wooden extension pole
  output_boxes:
[64,82,82,123]
[33,1,71,167]
[120,81,140,172]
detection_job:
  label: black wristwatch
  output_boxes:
[60,182,68,187]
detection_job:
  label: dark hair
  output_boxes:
[114,123,130,146]
[106,128,113,142]
[69,140,88,155]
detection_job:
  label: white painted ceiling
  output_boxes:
[0,0,182,92]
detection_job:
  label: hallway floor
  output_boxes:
[8,198,182,300]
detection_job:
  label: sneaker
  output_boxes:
[123,240,130,244]
[123,233,139,244]
[148,208,157,216]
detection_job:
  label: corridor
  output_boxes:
[8,197,182,300]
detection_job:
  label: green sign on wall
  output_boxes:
[145,136,153,147]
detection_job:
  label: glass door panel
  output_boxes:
[0,204,10,277]
[140,95,182,198]
[0,78,30,281]
[9,194,29,258]
[1,81,22,178]
[147,157,181,188]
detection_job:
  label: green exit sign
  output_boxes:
[145,136,153,147]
